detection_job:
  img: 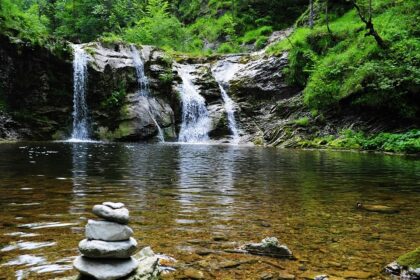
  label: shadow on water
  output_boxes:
[0,142,419,279]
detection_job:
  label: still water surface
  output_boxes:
[0,142,419,279]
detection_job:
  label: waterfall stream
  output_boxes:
[70,45,90,141]
[217,84,240,144]
[212,60,242,144]
[130,46,164,142]
[176,64,211,143]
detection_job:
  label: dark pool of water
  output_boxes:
[0,142,419,279]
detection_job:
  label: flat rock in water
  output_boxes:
[357,203,399,214]
[73,256,138,280]
[92,204,129,224]
[239,237,293,259]
[79,237,137,258]
[103,202,125,209]
[85,219,133,241]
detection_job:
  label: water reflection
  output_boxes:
[177,145,239,231]
[71,143,89,197]
[0,143,419,279]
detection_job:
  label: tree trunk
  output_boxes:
[326,0,331,34]
[309,0,314,29]
[352,0,386,48]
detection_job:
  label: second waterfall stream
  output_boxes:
[130,45,165,142]
[212,59,241,144]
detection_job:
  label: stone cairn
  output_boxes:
[73,202,139,280]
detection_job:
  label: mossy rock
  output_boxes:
[397,248,420,269]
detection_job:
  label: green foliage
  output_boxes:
[123,0,189,51]
[294,117,310,127]
[1,0,308,54]
[0,0,49,44]
[101,82,126,109]
[241,26,272,44]
[301,129,420,154]
[397,248,420,269]
[269,0,420,119]
[159,70,174,84]
[217,42,240,54]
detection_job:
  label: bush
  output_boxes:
[294,117,310,127]
[300,129,420,154]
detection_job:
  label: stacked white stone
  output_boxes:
[73,202,139,280]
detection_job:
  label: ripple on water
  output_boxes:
[1,241,56,252]
[1,255,46,267]
[30,264,73,274]
[18,222,78,229]
[4,232,40,238]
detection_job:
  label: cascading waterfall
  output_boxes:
[212,60,242,144]
[70,45,90,141]
[217,84,240,144]
[177,64,212,143]
[130,45,165,142]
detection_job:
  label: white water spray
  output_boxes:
[70,45,90,141]
[212,59,242,144]
[176,64,211,143]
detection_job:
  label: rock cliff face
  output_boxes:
[0,35,328,144]
[0,34,404,146]
[0,35,73,139]
[79,42,177,141]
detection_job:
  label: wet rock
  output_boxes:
[132,246,176,277]
[230,52,294,98]
[212,235,229,242]
[260,221,271,227]
[195,249,219,256]
[85,220,133,241]
[92,204,129,224]
[103,202,125,209]
[238,237,294,259]
[277,272,296,280]
[260,271,296,280]
[73,256,138,280]
[266,28,294,45]
[314,275,329,280]
[340,270,372,279]
[181,268,205,279]
[299,264,308,271]
[300,272,323,280]
[129,252,160,280]
[385,261,402,276]
[356,202,399,214]
[78,237,137,258]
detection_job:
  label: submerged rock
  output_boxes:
[86,220,133,241]
[73,256,139,280]
[237,237,294,259]
[356,202,399,214]
[92,204,130,224]
[182,268,205,279]
[78,237,137,258]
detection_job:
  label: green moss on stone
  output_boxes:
[397,248,420,269]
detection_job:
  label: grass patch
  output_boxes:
[300,129,420,154]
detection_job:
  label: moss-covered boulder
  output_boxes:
[385,248,420,279]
